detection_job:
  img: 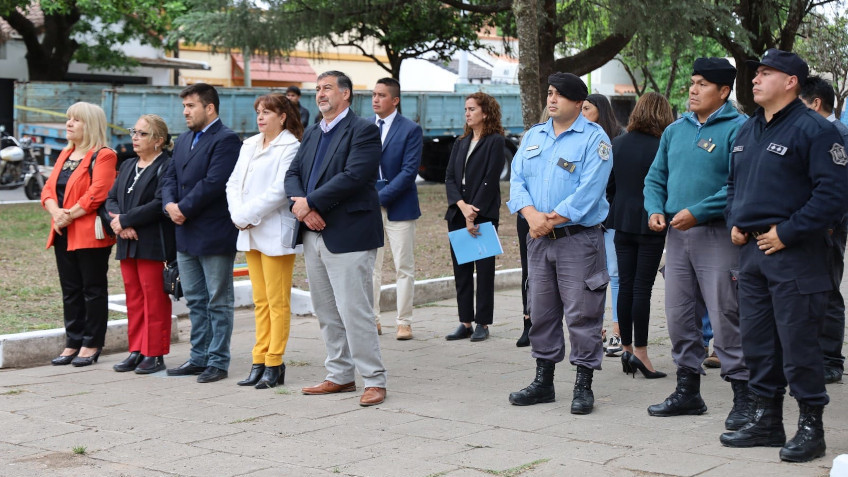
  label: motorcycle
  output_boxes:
[0,125,46,200]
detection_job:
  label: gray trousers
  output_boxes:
[664,223,748,380]
[528,227,608,368]
[303,231,387,388]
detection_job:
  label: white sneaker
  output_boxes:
[605,334,622,357]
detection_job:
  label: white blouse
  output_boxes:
[226,130,302,256]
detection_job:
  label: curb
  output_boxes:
[0,268,521,369]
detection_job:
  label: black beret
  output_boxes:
[692,57,737,87]
[548,72,588,102]
[746,48,809,85]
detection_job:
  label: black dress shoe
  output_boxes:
[470,324,489,342]
[445,323,473,341]
[167,360,206,376]
[51,350,79,366]
[255,364,286,389]
[197,366,228,383]
[237,364,265,386]
[134,356,166,374]
[71,349,102,367]
[113,351,144,372]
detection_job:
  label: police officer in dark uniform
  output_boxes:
[507,73,612,414]
[721,49,848,463]
[800,76,848,385]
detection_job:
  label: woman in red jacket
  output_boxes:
[41,102,117,367]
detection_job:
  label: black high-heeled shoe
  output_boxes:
[627,353,667,379]
[51,349,79,366]
[71,348,101,367]
[255,364,286,389]
[621,351,635,374]
[237,364,265,386]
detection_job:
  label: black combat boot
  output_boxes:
[779,402,826,462]
[516,317,531,348]
[570,365,594,415]
[720,394,786,447]
[725,379,753,430]
[647,369,707,416]
[509,358,555,406]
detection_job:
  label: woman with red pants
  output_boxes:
[104,114,175,374]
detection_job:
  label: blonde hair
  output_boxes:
[138,114,174,152]
[66,102,108,152]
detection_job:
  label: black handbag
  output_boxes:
[162,260,182,300]
[158,211,181,300]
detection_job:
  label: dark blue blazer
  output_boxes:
[369,113,423,221]
[160,119,242,256]
[284,110,384,253]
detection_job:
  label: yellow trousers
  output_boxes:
[245,250,295,367]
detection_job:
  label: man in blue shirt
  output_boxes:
[642,58,751,430]
[800,76,848,385]
[507,73,612,414]
[722,50,848,462]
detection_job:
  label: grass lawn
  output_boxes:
[0,183,522,335]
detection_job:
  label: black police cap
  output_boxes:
[548,72,588,102]
[746,49,809,84]
[692,57,737,87]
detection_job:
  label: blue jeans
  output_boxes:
[702,313,713,347]
[178,251,236,370]
[604,228,619,324]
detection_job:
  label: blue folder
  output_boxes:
[448,222,504,265]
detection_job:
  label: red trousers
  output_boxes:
[121,258,172,356]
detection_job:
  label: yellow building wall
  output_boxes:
[176,42,391,91]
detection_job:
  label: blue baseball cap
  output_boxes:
[746,48,808,84]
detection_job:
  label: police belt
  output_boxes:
[546,224,599,239]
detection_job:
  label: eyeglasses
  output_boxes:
[128,128,151,138]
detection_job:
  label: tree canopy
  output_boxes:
[796,9,848,117]
[274,0,496,80]
[0,0,187,81]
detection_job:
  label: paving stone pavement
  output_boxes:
[1,283,845,477]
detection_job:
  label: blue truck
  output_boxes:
[13,82,523,181]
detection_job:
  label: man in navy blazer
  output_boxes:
[284,71,388,406]
[160,83,241,383]
[369,78,423,340]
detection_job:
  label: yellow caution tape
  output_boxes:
[13,104,129,133]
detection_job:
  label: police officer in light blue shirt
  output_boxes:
[507,72,612,414]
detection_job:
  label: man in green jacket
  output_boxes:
[643,57,751,430]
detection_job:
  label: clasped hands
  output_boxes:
[50,207,73,233]
[731,224,785,255]
[648,209,697,232]
[291,196,326,231]
[522,207,569,238]
[108,212,138,240]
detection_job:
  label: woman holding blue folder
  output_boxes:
[444,92,505,342]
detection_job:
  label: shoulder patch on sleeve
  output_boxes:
[831,143,847,166]
[598,140,611,160]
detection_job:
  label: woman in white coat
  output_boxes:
[226,93,303,389]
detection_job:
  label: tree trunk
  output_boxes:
[243,49,252,87]
[512,0,541,129]
[536,0,557,109]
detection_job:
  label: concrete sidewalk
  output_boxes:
[1,285,844,476]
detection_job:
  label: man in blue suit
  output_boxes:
[369,78,423,340]
[284,71,388,406]
[161,83,241,383]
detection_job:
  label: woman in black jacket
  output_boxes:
[608,92,675,378]
[444,92,505,342]
[104,114,176,374]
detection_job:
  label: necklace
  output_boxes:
[127,163,145,194]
